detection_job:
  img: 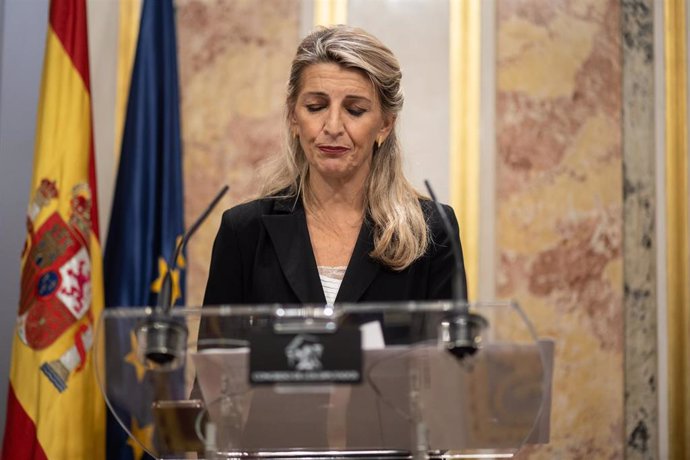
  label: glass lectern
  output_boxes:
[95,301,552,459]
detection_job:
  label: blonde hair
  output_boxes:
[261,25,428,270]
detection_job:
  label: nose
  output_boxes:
[323,108,344,137]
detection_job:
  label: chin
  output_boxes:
[313,162,353,179]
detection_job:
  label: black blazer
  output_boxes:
[203,195,467,306]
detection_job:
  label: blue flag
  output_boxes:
[103,0,184,458]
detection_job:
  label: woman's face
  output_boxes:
[291,63,394,186]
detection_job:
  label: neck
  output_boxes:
[306,172,367,215]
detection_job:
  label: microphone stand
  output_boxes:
[424,180,488,359]
[136,185,230,369]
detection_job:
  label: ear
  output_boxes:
[377,114,395,144]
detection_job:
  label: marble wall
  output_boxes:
[176,0,301,305]
[496,0,624,457]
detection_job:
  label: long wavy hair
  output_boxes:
[261,25,428,270]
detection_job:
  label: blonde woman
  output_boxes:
[204,26,467,333]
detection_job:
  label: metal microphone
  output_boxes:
[137,185,230,369]
[423,180,487,359]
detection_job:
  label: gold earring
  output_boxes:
[376,137,383,149]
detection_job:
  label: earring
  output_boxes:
[376,137,383,149]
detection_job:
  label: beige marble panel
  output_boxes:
[176,0,301,306]
[496,0,624,458]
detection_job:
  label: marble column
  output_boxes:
[622,0,659,458]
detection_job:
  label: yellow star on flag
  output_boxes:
[127,416,155,460]
[124,330,146,382]
[150,257,181,305]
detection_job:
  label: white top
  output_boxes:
[317,266,347,305]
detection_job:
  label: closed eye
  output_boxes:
[347,107,366,117]
[306,105,325,112]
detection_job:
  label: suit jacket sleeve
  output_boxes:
[199,208,251,347]
[203,209,244,306]
[427,203,468,301]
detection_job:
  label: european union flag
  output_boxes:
[103,0,185,458]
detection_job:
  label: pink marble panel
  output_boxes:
[176,0,301,305]
[496,0,623,457]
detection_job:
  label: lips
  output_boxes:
[318,145,349,154]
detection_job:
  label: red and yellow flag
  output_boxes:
[1,0,105,458]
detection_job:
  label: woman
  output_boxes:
[203,25,467,315]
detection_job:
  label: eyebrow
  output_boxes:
[301,91,372,104]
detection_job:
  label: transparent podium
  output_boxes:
[95,301,553,459]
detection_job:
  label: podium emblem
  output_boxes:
[249,326,362,384]
[286,334,324,371]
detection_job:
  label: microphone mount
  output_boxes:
[424,180,488,359]
[136,185,230,370]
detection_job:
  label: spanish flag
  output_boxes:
[1,0,105,459]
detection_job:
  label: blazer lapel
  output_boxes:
[336,217,380,302]
[262,197,326,304]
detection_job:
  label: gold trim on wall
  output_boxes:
[449,0,480,300]
[313,0,348,27]
[664,0,690,457]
